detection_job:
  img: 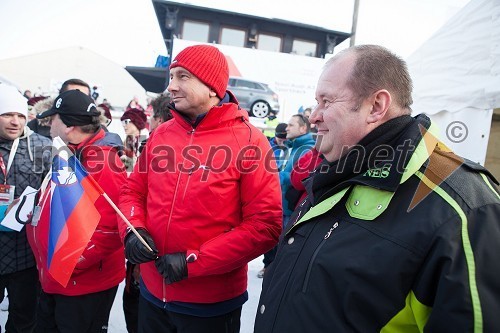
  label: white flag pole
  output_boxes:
[101,193,156,255]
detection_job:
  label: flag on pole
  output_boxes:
[44,137,103,287]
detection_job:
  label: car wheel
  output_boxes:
[251,101,270,118]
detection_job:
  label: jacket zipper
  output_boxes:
[182,129,196,200]
[162,126,196,302]
[286,198,309,235]
[302,221,339,293]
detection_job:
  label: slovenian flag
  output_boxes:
[44,137,103,287]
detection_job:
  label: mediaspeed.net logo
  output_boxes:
[407,124,464,211]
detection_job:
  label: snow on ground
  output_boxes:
[0,256,264,333]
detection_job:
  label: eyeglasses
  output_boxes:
[121,119,132,126]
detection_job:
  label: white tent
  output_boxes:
[408,0,500,165]
[0,74,21,89]
[0,46,148,108]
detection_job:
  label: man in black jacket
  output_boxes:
[255,45,500,332]
[0,84,51,332]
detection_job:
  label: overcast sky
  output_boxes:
[0,0,470,67]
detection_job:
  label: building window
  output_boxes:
[182,20,209,42]
[220,27,246,47]
[292,39,317,57]
[257,33,282,52]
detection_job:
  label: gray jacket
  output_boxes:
[0,128,51,274]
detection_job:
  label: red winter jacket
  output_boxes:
[27,129,127,296]
[119,96,282,303]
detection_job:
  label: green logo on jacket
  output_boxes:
[364,165,391,178]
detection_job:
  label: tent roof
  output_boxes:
[408,0,500,115]
[0,46,147,107]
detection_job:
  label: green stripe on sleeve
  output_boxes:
[415,171,482,332]
[480,173,500,200]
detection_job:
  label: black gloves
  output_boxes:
[125,230,189,284]
[125,229,159,264]
[155,252,188,284]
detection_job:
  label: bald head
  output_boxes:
[326,45,413,116]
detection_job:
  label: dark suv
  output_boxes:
[228,77,280,118]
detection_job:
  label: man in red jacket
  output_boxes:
[27,89,127,332]
[120,44,282,333]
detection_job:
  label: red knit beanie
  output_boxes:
[98,103,112,121]
[121,108,147,130]
[169,45,229,99]
[27,96,47,106]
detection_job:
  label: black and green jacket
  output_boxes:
[255,115,500,332]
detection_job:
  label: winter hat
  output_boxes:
[27,96,47,106]
[275,123,288,139]
[0,84,28,117]
[121,108,147,130]
[98,103,112,122]
[169,45,229,99]
[37,89,100,126]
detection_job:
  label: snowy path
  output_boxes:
[1,256,264,333]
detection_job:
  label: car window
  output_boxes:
[254,83,266,91]
[236,80,256,89]
[229,78,268,91]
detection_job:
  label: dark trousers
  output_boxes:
[0,266,39,333]
[262,246,277,268]
[35,286,118,333]
[138,295,242,333]
[123,261,139,333]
